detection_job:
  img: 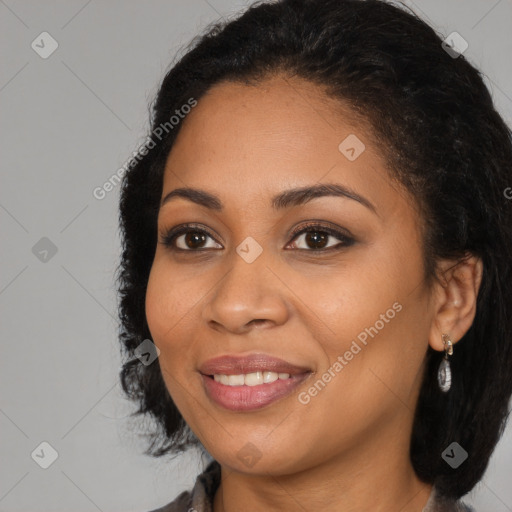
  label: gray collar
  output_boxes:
[151,460,474,512]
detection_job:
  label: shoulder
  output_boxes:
[454,502,475,512]
[438,498,476,512]
[427,487,476,512]
[146,489,192,512]
[145,460,221,512]
[145,465,477,512]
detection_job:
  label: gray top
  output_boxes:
[148,460,474,512]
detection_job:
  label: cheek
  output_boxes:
[309,242,427,396]
[145,262,199,408]
[145,264,171,343]
[145,259,193,354]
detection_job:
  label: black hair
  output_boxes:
[117,0,512,500]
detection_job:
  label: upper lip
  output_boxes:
[199,353,311,376]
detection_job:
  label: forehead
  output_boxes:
[167,76,365,169]
[162,75,414,220]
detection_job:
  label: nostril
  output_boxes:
[249,319,267,327]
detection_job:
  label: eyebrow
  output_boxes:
[160,183,377,214]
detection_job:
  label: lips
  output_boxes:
[198,353,311,376]
[198,353,313,412]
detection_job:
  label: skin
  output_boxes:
[145,74,483,512]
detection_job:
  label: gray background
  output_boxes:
[1,1,511,511]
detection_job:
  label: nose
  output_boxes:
[201,247,290,335]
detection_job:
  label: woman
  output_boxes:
[117,0,512,510]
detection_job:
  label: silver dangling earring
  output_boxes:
[437,333,453,392]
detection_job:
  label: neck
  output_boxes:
[213,423,433,512]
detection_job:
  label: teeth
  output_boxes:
[213,371,291,386]
[228,374,245,386]
[245,371,263,386]
[263,371,278,383]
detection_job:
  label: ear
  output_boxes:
[428,254,483,351]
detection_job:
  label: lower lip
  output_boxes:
[201,373,311,412]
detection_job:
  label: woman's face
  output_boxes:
[146,75,438,474]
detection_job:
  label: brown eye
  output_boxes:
[182,231,207,249]
[288,223,355,251]
[160,222,354,253]
[303,231,329,249]
[160,225,222,251]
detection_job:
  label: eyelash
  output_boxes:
[159,221,355,253]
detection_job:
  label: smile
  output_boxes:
[201,371,311,411]
[198,352,313,411]
[212,371,292,386]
